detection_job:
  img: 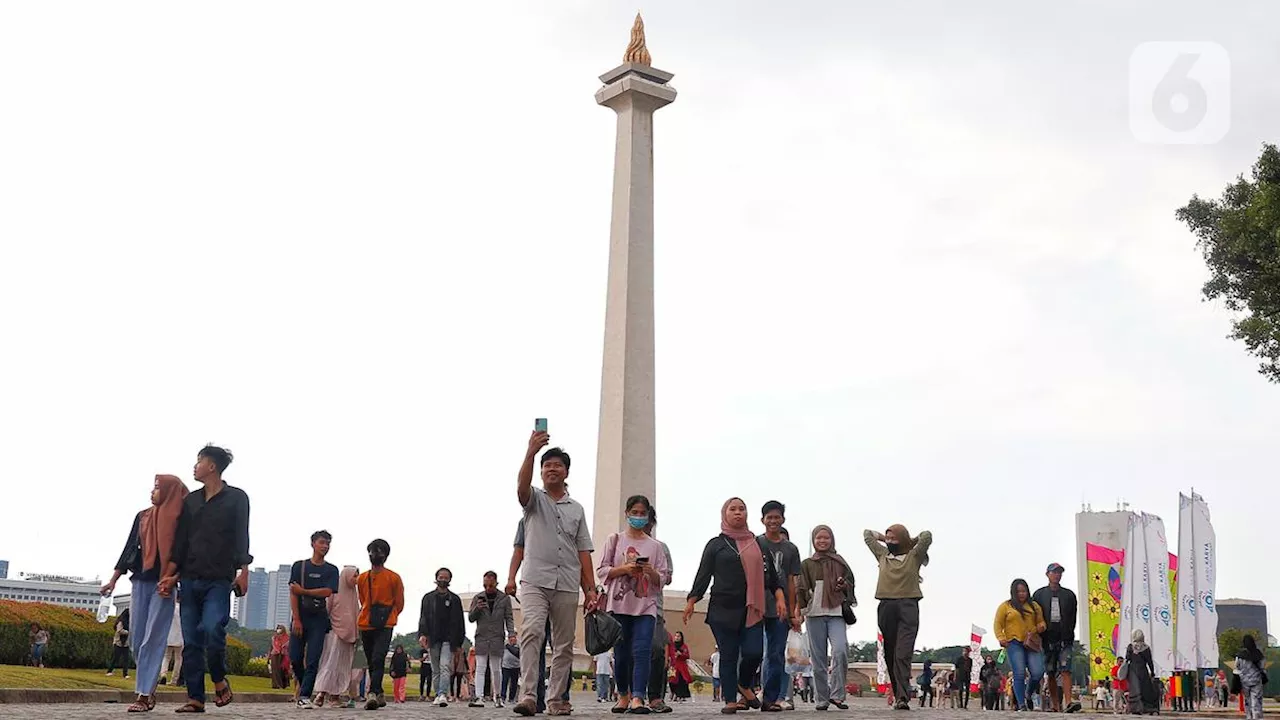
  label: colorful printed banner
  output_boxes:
[1086,542,1124,681]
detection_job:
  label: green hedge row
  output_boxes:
[0,600,251,672]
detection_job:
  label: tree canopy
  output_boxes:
[1176,144,1280,382]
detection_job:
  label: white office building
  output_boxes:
[0,575,103,611]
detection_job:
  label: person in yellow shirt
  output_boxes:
[994,579,1046,712]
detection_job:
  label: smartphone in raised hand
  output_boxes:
[534,418,548,433]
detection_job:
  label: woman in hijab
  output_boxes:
[100,474,189,713]
[993,578,1045,711]
[313,565,360,708]
[797,525,856,711]
[684,498,785,715]
[269,625,291,689]
[865,523,932,711]
[1236,634,1266,720]
[668,632,693,702]
[1124,629,1158,715]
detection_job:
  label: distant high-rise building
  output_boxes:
[0,560,9,580]
[265,564,291,630]
[246,568,269,630]
[1217,598,1269,644]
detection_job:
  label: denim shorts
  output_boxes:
[1042,644,1072,673]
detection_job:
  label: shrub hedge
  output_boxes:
[0,600,252,673]
[0,600,115,669]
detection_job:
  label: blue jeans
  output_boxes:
[131,580,176,696]
[597,674,612,701]
[612,614,655,699]
[762,617,790,703]
[178,579,232,704]
[289,616,329,698]
[1006,640,1045,709]
[31,643,46,665]
[709,620,764,705]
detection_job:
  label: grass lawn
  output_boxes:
[0,665,289,694]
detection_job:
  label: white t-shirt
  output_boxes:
[711,651,720,679]
[1050,596,1061,623]
[595,651,613,676]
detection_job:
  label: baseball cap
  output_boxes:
[1046,563,1065,573]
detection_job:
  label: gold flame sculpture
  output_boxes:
[623,13,651,66]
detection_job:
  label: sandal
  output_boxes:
[213,680,234,708]
[127,695,153,713]
[174,701,205,714]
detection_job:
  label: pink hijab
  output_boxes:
[327,566,360,643]
[721,497,766,628]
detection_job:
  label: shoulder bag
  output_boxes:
[298,562,327,614]
[365,571,393,630]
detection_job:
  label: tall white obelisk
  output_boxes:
[592,14,676,547]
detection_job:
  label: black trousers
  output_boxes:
[420,666,432,696]
[958,686,970,708]
[877,599,920,704]
[360,628,392,699]
[109,645,132,676]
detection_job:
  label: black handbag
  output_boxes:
[841,601,857,625]
[365,572,392,630]
[585,610,622,656]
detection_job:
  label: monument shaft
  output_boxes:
[591,42,676,546]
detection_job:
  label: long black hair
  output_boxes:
[1240,634,1264,665]
[1009,578,1033,616]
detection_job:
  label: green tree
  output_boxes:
[1217,627,1246,665]
[1177,144,1280,383]
[849,641,878,663]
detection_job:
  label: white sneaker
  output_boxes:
[297,697,315,709]
[470,699,486,708]
[497,700,506,708]
[436,695,449,707]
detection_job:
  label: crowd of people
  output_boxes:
[90,435,1263,717]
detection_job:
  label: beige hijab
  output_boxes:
[327,566,360,643]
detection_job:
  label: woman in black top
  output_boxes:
[684,498,785,715]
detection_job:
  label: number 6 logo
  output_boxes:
[1129,42,1230,145]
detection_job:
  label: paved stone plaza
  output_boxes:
[0,696,1142,720]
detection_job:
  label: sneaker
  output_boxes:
[1066,703,1082,714]
[548,700,573,716]
[471,699,486,708]
[894,700,911,711]
[297,697,315,709]
[498,700,506,708]
[365,696,379,711]
[106,672,115,677]
[513,699,538,716]
[437,694,450,707]
[833,701,848,710]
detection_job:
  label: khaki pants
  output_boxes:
[163,646,183,684]
[518,584,578,704]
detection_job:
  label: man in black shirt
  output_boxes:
[289,530,339,709]
[418,568,465,707]
[161,444,252,713]
[954,646,973,709]
[1033,563,1081,714]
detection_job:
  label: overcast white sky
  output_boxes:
[1,1,1276,649]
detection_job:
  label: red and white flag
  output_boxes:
[970,625,987,691]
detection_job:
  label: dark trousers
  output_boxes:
[983,688,999,710]
[612,614,656,698]
[179,579,232,704]
[289,617,328,698]
[360,628,392,699]
[877,599,920,704]
[109,645,132,676]
[420,666,432,696]
[709,620,765,705]
[648,615,668,702]
[762,617,790,703]
[502,667,520,702]
[959,686,970,708]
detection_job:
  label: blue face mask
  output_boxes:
[627,516,649,530]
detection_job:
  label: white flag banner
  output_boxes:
[970,626,986,690]
[1144,513,1175,676]
[1176,492,1220,668]
[877,632,888,685]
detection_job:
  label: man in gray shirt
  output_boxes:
[513,431,596,717]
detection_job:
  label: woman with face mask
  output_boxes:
[865,523,932,711]
[994,578,1046,711]
[269,625,291,689]
[685,498,786,715]
[597,495,668,714]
